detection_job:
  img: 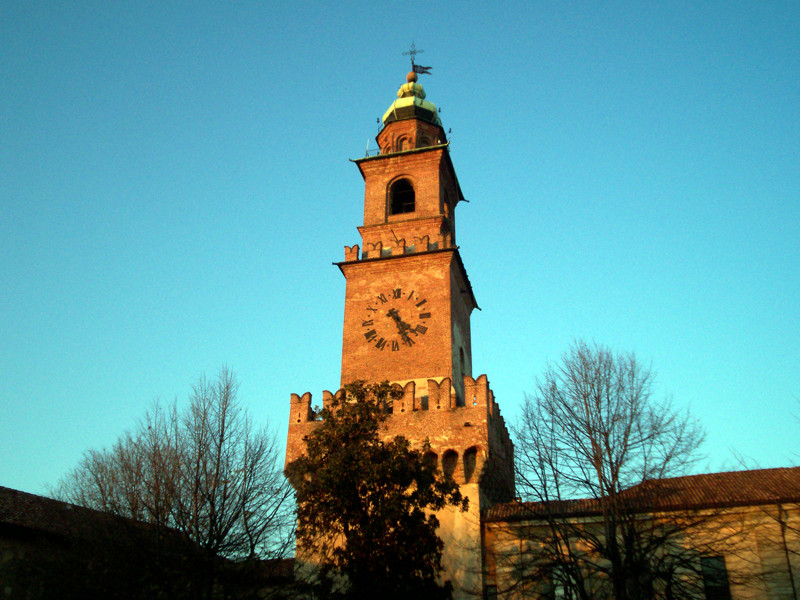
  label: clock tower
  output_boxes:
[286,70,514,600]
[339,70,476,406]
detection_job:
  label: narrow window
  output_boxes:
[420,394,429,411]
[389,179,415,215]
[701,556,732,600]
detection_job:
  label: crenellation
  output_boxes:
[344,244,360,261]
[427,377,452,410]
[290,391,314,424]
[395,380,416,414]
[289,377,506,423]
[464,374,489,410]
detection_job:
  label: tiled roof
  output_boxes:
[485,466,800,522]
[0,485,111,538]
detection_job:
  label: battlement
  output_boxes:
[345,231,454,261]
[289,375,500,423]
[285,375,515,503]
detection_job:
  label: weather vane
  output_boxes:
[403,42,432,75]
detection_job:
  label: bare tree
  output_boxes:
[511,341,708,599]
[54,367,294,599]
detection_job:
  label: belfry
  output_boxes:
[286,68,514,599]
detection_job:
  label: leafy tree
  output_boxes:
[285,381,467,600]
[511,341,707,600]
[54,367,294,599]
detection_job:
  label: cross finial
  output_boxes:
[403,42,432,76]
[402,42,423,67]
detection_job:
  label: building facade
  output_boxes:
[483,467,800,600]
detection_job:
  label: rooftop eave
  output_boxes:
[351,141,450,166]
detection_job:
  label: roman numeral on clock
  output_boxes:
[364,329,377,342]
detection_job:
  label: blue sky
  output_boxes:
[2,1,798,496]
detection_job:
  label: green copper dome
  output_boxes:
[382,72,442,127]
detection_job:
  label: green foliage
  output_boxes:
[286,381,467,600]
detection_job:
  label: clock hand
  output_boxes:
[387,308,415,335]
[387,308,418,346]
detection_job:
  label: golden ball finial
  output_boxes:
[407,71,418,83]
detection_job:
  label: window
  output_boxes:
[701,556,732,600]
[547,566,574,600]
[389,179,415,215]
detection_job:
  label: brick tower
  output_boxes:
[286,70,514,600]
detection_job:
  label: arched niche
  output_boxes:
[442,450,458,479]
[463,446,478,483]
[423,450,438,471]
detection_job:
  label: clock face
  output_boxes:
[361,286,431,351]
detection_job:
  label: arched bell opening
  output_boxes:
[389,178,415,215]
